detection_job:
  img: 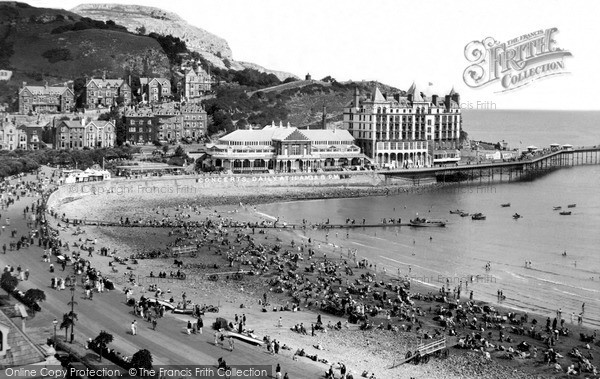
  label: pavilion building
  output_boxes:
[205,122,367,173]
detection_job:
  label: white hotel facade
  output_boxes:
[343,84,462,168]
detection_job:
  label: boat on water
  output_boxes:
[512,213,522,219]
[471,213,486,220]
[501,203,511,207]
[409,217,446,227]
[553,206,562,210]
[460,212,470,217]
[449,209,463,214]
[568,204,576,208]
[559,211,572,215]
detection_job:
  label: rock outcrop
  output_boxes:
[71,4,298,81]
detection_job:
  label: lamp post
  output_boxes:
[68,286,76,343]
[52,318,58,343]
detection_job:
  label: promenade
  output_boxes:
[0,171,326,378]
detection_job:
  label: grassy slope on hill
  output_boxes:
[0,2,170,108]
[275,81,402,128]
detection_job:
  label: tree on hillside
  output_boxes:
[147,33,187,66]
[24,289,46,304]
[135,26,146,35]
[60,312,77,340]
[73,78,87,108]
[0,272,18,293]
[94,331,114,362]
[459,130,469,147]
[235,119,248,130]
[99,108,126,146]
[130,349,153,371]
[174,145,186,157]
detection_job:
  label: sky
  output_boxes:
[26,0,600,110]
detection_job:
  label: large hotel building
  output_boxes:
[343,84,461,168]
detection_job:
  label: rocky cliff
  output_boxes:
[71,3,298,81]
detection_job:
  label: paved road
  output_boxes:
[0,174,326,378]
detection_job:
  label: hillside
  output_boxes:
[284,81,402,127]
[71,3,298,81]
[204,80,402,135]
[0,2,170,108]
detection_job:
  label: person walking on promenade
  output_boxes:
[187,320,192,334]
[197,317,203,334]
[131,321,137,336]
[275,364,282,379]
[278,317,282,327]
[228,337,234,351]
[152,318,157,331]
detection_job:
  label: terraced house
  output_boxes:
[124,103,207,144]
[140,77,172,103]
[84,75,132,109]
[18,82,75,114]
[51,118,115,149]
[343,84,462,168]
[0,119,19,150]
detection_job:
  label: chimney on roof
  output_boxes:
[431,94,438,105]
[44,81,48,89]
[322,104,327,129]
[81,117,87,127]
[22,82,27,88]
[451,92,460,105]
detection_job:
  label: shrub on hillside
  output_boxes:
[51,17,128,34]
[42,48,72,63]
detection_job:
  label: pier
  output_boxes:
[381,146,600,184]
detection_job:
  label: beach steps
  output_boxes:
[388,336,458,368]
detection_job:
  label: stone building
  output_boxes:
[18,83,74,114]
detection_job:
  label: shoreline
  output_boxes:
[45,177,600,379]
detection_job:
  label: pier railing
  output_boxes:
[381,146,600,182]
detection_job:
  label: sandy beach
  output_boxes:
[40,174,600,379]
